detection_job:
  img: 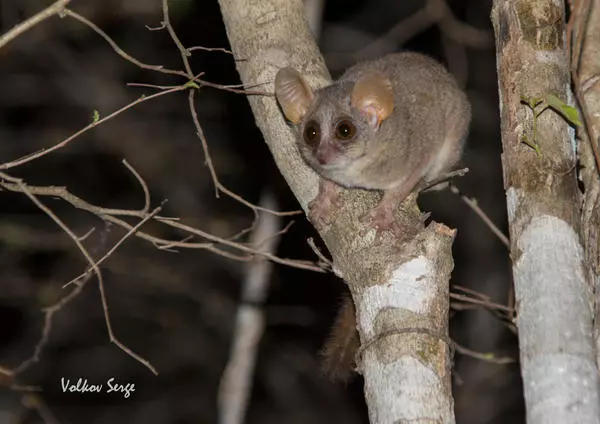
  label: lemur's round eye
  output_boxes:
[335,119,356,141]
[303,121,320,146]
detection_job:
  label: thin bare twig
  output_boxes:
[226,210,261,243]
[0,179,325,273]
[79,227,96,241]
[193,79,273,96]
[188,45,233,55]
[64,205,164,287]
[1,173,158,375]
[306,237,333,269]
[13,176,102,291]
[158,218,325,271]
[453,342,515,364]
[0,86,186,170]
[422,167,469,190]
[0,0,326,387]
[448,184,510,248]
[61,7,287,218]
[63,9,188,78]
[160,0,194,77]
[126,81,199,90]
[66,7,270,96]
[449,292,512,314]
[0,0,71,50]
[254,220,295,250]
[122,159,151,213]
[187,89,302,216]
[451,284,516,333]
[128,80,271,96]
[5,175,102,376]
[11,273,90,376]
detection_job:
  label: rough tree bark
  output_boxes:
[575,0,600,370]
[218,0,456,422]
[491,0,600,422]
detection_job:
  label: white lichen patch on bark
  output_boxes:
[362,355,453,424]
[353,252,453,423]
[357,256,433,339]
[505,187,520,223]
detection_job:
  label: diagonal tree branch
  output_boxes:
[0,0,70,50]
[218,0,457,422]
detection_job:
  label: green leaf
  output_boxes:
[184,80,200,89]
[521,95,544,109]
[533,103,549,117]
[544,94,582,126]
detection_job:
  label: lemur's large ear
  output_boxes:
[274,67,314,124]
[350,71,394,129]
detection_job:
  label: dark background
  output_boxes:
[0,0,520,423]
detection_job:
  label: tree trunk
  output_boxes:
[575,0,600,371]
[491,1,600,422]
